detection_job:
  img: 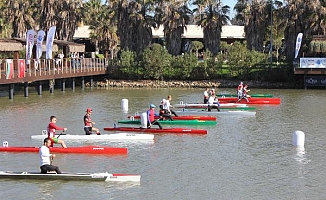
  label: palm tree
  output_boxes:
[111,0,154,53]
[3,0,37,38]
[194,0,230,56]
[155,0,192,55]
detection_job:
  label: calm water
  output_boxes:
[0,87,326,200]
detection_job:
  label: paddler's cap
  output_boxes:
[150,104,156,108]
[86,108,92,112]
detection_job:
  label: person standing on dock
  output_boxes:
[84,108,101,135]
[39,138,62,174]
[47,116,67,148]
[147,104,163,129]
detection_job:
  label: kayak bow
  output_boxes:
[104,127,207,135]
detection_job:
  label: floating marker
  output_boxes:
[292,130,305,147]
[121,99,128,111]
[140,112,147,128]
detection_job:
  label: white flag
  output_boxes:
[36,30,45,62]
[26,29,36,65]
[294,33,303,59]
[46,26,56,59]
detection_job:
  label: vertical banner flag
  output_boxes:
[46,26,56,59]
[26,29,36,65]
[6,59,13,79]
[295,33,303,59]
[36,30,45,62]
[19,59,25,78]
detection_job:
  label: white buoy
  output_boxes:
[140,112,147,128]
[121,99,128,111]
[292,130,305,147]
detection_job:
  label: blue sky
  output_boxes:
[222,0,237,17]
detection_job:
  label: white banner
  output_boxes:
[36,30,45,62]
[26,29,36,65]
[294,33,303,59]
[46,26,56,59]
[300,58,326,68]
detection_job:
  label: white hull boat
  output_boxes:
[0,171,140,182]
[31,131,154,141]
[175,110,256,116]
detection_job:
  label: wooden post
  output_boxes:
[71,78,75,90]
[81,77,85,90]
[24,82,29,97]
[37,81,42,95]
[61,79,66,91]
[49,79,55,93]
[8,84,14,99]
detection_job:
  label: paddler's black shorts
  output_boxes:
[84,127,93,135]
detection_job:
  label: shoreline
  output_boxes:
[88,78,298,89]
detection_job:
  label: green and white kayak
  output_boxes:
[118,119,217,125]
[217,94,273,98]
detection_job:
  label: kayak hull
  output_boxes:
[31,132,154,141]
[0,146,127,155]
[118,119,216,125]
[0,171,140,182]
[176,110,256,116]
[104,127,207,135]
[128,115,216,121]
[217,93,273,98]
[218,97,281,104]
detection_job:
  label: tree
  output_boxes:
[191,40,204,58]
[155,0,192,55]
[194,0,230,56]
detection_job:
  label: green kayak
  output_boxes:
[118,119,217,125]
[217,94,273,98]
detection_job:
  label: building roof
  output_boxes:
[74,25,245,39]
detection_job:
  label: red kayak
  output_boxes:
[0,146,127,155]
[218,97,281,105]
[128,115,216,121]
[104,127,207,135]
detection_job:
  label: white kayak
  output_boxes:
[0,171,140,182]
[175,110,256,116]
[174,102,248,108]
[31,131,154,141]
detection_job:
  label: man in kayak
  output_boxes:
[238,84,250,102]
[84,108,101,135]
[203,88,210,104]
[39,138,62,174]
[237,81,243,101]
[162,95,178,117]
[147,104,163,129]
[47,116,67,148]
[159,104,174,121]
[207,95,220,112]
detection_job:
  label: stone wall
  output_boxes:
[86,79,298,89]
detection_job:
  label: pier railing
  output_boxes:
[0,58,108,84]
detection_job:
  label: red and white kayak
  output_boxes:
[174,102,249,108]
[0,171,140,182]
[0,146,127,155]
[104,127,207,135]
[128,115,216,121]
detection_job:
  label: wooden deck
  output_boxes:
[0,58,107,85]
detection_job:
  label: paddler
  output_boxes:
[237,81,243,101]
[162,95,178,117]
[147,104,163,129]
[47,116,67,148]
[39,138,62,174]
[203,88,210,104]
[238,84,250,102]
[84,108,101,135]
[207,95,220,112]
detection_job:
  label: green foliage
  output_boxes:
[139,43,172,80]
[171,53,198,79]
[119,49,138,78]
[96,54,104,59]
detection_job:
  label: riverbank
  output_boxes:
[88,78,299,89]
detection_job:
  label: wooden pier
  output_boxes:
[0,58,107,99]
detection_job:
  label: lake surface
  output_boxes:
[0,87,326,200]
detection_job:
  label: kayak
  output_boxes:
[0,171,140,182]
[128,115,216,121]
[118,119,217,125]
[174,104,256,110]
[0,146,127,155]
[176,110,256,116]
[104,127,207,135]
[218,97,281,105]
[217,93,273,98]
[174,103,249,108]
[31,132,154,141]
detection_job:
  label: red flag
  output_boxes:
[19,59,25,78]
